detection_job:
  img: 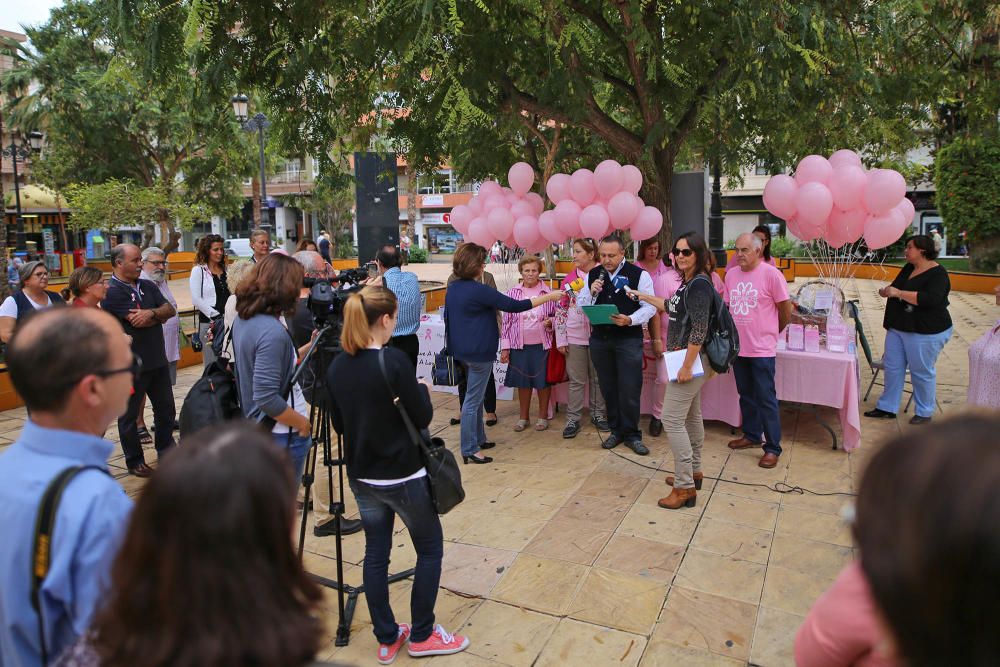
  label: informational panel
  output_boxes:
[354,152,401,262]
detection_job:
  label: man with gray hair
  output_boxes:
[140,247,180,384]
[723,232,792,469]
[290,250,330,348]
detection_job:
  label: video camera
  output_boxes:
[305,262,377,329]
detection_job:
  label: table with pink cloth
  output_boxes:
[552,347,862,451]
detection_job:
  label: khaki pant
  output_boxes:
[662,354,709,488]
[565,344,606,423]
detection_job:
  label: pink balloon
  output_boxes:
[513,216,540,248]
[622,165,643,194]
[828,149,863,170]
[505,191,521,206]
[545,173,571,204]
[554,199,582,237]
[894,196,915,225]
[863,169,907,215]
[580,204,610,239]
[508,162,535,195]
[478,180,502,200]
[795,155,833,185]
[467,217,494,248]
[864,210,907,250]
[828,165,867,212]
[538,210,564,244]
[785,216,803,238]
[524,192,545,216]
[608,191,640,229]
[763,175,798,220]
[450,205,473,235]
[467,197,483,216]
[526,237,549,254]
[797,218,824,242]
[828,207,867,245]
[504,235,518,250]
[510,200,534,219]
[631,206,663,241]
[482,193,506,212]
[794,182,834,228]
[594,160,625,199]
[569,169,597,207]
[486,207,514,241]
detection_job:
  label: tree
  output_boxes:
[1,0,255,252]
[935,136,1000,270]
[286,175,356,258]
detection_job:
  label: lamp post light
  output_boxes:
[231,94,272,231]
[2,130,44,253]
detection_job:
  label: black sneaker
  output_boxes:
[601,435,621,450]
[909,415,931,425]
[625,440,650,456]
[649,418,663,437]
[864,408,896,419]
[592,416,611,432]
[314,517,363,537]
[562,421,582,439]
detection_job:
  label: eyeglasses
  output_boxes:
[145,260,167,267]
[671,248,695,257]
[59,354,143,387]
[32,271,49,278]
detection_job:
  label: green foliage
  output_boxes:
[63,180,208,233]
[287,174,356,256]
[408,246,428,263]
[769,236,797,258]
[935,135,1000,270]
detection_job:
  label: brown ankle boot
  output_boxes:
[665,472,703,490]
[658,486,697,510]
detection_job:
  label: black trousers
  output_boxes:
[589,333,644,442]
[119,365,176,469]
[389,333,420,369]
[458,363,497,414]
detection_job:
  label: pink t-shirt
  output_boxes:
[724,262,789,357]
[519,282,546,345]
[653,269,682,342]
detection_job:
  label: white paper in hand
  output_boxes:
[663,350,705,382]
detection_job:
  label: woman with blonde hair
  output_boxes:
[66,266,108,308]
[326,286,471,663]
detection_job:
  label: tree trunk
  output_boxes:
[251,177,262,228]
[0,111,10,301]
[648,148,675,252]
[158,208,180,254]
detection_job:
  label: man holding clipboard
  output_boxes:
[575,235,657,455]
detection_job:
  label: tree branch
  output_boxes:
[668,56,730,148]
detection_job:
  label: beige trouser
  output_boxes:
[565,344,606,423]
[662,354,709,489]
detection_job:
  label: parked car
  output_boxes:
[224,238,252,258]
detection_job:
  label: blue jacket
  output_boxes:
[445,279,532,363]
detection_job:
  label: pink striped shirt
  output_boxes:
[501,282,556,351]
[555,268,592,347]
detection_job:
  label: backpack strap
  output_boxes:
[31,465,110,665]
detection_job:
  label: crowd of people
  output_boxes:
[0,226,998,667]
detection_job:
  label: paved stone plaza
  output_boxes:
[0,276,993,666]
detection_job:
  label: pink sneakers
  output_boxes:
[377,623,411,665]
[407,624,470,658]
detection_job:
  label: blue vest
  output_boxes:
[588,262,643,339]
[14,290,65,320]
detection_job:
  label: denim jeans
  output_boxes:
[589,334,644,442]
[460,360,494,456]
[271,432,312,482]
[732,356,782,456]
[877,327,952,417]
[349,476,444,644]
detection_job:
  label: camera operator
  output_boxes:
[326,286,470,662]
[367,245,422,369]
[290,250,330,348]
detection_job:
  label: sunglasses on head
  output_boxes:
[671,247,695,257]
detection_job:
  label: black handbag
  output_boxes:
[432,307,465,386]
[378,348,465,514]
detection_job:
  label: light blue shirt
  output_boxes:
[382,267,422,337]
[0,421,132,667]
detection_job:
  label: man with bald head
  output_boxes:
[102,243,177,477]
[0,308,134,666]
[724,232,792,468]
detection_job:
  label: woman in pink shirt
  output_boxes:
[637,238,670,281]
[554,238,608,439]
[502,256,557,431]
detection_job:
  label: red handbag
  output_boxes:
[546,346,568,384]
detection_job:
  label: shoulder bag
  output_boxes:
[378,348,465,514]
[432,306,465,386]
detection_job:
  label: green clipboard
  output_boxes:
[582,304,620,325]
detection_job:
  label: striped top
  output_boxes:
[383,267,422,336]
[501,282,556,351]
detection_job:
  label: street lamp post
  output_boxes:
[2,130,44,252]
[231,94,272,231]
[707,156,726,268]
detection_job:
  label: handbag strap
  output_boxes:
[377,348,429,454]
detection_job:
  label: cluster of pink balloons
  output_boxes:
[448,160,664,253]
[762,150,915,250]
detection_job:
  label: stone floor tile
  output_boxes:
[713,479,782,503]
[635,475,716,508]
[518,467,590,492]
[750,606,805,667]
[759,564,836,617]
[493,487,573,520]
[490,553,588,615]
[674,548,766,605]
[594,534,684,583]
[775,506,853,547]
[458,600,559,667]
[639,639,745,666]
[440,542,518,598]
[703,492,780,531]
[653,586,758,661]
[617,502,700,546]
[567,567,668,634]
[784,462,853,494]
[459,514,547,552]
[535,618,646,667]
[594,452,658,479]
[522,518,613,565]
[778,486,854,516]
[439,509,488,542]
[551,492,631,530]
[769,534,853,579]
[575,470,650,503]
[690,517,773,564]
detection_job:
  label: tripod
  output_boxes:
[292,324,415,647]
